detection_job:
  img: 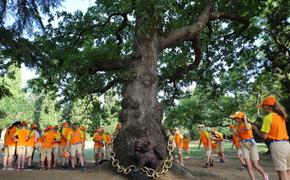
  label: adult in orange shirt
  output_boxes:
[182,134,191,159]
[2,121,21,170]
[93,128,104,165]
[52,126,61,168]
[174,127,184,166]
[198,124,213,168]
[67,123,86,170]
[59,121,72,168]
[26,123,39,169]
[253,96,290,180]
[232,111,268,180]
[14,121,29,170]
[229,124,246,170]
[41,125,56,170]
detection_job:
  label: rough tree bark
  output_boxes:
[113,30,167,167]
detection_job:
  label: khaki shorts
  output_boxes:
[52,144,59,155]
[240,141,259,161]
[71,143,82,157]
[176,147,183,155]
[3,146,8,156]
[59,145,66,157]
[270,141,290,171]
[206,149,211,156]
[94,146,105,153]
[35,143,41,151]
[41,148,52,161]
[237,148,243,156]
[26,146,34,157]
[17,146,26,155]
[217,141,225,152]
[7,146,16,156]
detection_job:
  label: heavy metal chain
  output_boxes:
[109,130,174,179]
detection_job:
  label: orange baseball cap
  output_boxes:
[257,96,276,108]
[232,111,245,120]
[229,124,235,129]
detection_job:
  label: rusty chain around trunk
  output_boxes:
[108,130,174,179]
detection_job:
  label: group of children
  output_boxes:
[1,121,113,171]
[198,96,290,180]
[1,95,289,180]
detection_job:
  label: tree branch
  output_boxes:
[160,35,202,82]
[159,3,212,50]
[210,12,249,24]
[87,54,139,73]
[99,78,124,94]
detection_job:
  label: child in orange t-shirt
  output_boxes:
[232,111,268,180]
[26,123,39,168]
[198,124,213,168]
[14,121,29,170]
[103,132,112,160]
[93,129,104,165]
[52,126,61,168]
[60,121,72,168]
[229,124,246,170]
[67,123,86,169]
[182,134,191,159]
[174,128,184,166]
[41,126,56,169]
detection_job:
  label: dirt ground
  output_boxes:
[0,155,278,180]
[0,141,279,180]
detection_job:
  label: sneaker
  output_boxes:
[1,167,7,171]
[240,164,247,171]
[210,162,214,167]
[81,166,87,170]
[7,167,15,171]
[264,175,269,180]
[219,159,225,163]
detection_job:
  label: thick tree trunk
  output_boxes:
[113,33,167,167]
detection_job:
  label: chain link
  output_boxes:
[109,130,174,179]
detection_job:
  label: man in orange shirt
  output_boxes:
[14,121,29,170]
[198,124,213,168]
[41,125,56,170]
[174,127,184,166]
[67,123,86,170]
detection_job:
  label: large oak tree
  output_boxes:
[1,0,289,178]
